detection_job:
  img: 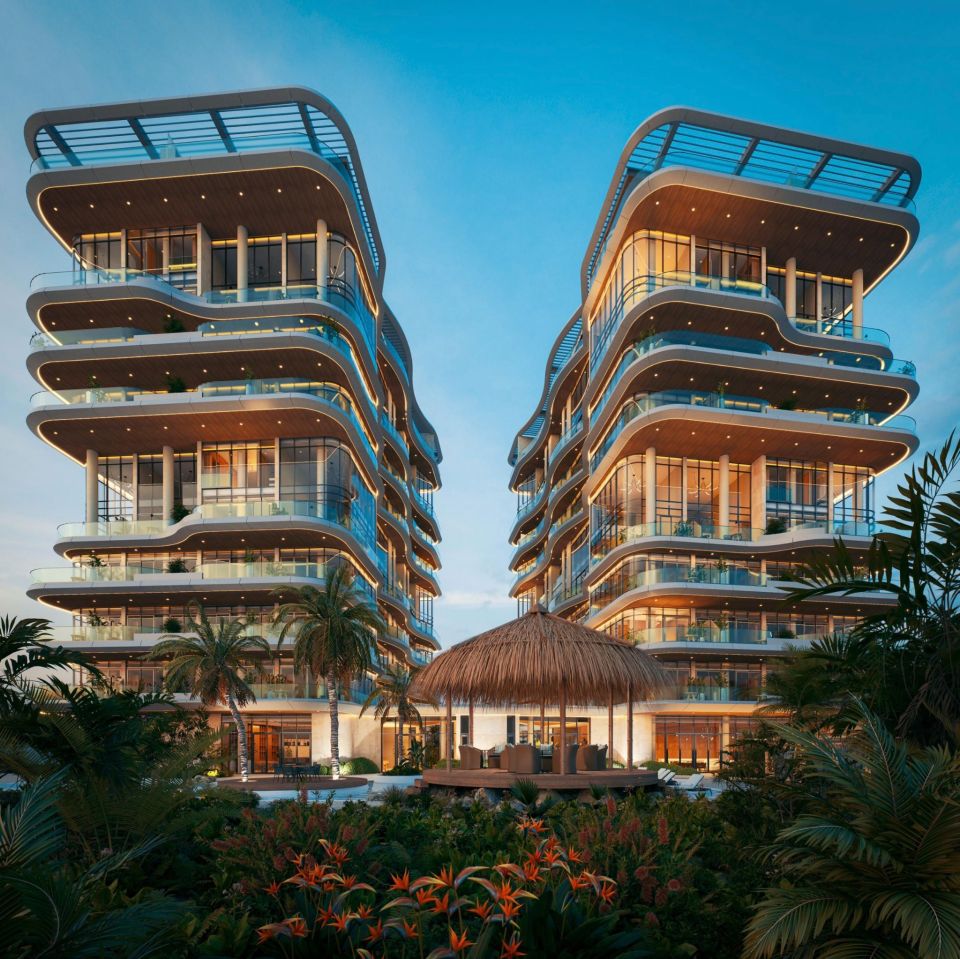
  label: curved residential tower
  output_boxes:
[508,108,920,768]
[24,87,441,772]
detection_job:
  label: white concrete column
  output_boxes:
[196,223,212,295]
[815,272,824,332]
[316,220,328,296]
[852,268,864,339]
[785,257,797,319]
[760,246,767,286]
[85,449,98,524]
[826,463,836,532]
[161,235,170,276]
[751,455,767,532]
[162,445,175,523]
[689,235,697,276]
[236,225,249,301]
[644,447,656,528]
[718,454,730,530]
[280,234,288,289]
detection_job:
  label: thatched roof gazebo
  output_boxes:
[411,606,669,775]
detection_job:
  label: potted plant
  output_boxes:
[162,617,182,634]
[765,516,788,535]
[162,315,185,333]
[166,374,187,394]
[170,502,190,523]
[167,557,188,574]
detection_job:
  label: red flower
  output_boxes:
[502,935,525,958]
[401,918,418,938]
[667,878,683,893]
[655,888,668,907]
[365,919,384,943]
[331,912,351,933]
[634,866,651,881]
[415,888,436,908]
[598,882,617,905]
[264,881,281,896]
[389,869,412,892]
[500,900,521,921]
[450,928,472,952]
[469,900,494,921]
[356,903,373,920]
[645,911,660,927]
[284,917,308,938]
[431,892,451,915]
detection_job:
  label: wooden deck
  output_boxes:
[421,768,657,792]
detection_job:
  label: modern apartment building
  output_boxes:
[507,108,920,769]
[24,87,442,772]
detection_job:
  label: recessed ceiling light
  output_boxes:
[239,191,244,197]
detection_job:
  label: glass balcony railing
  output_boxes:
[589,563,768,612]
[380,413,409,455]
[589,271,891,370]
[410,646,434,665]
[513,551,546,586]
[592,330,915,419]
[29,268,376,357]
[626,625,771,647]
[410,614,435,639]
[57,498,377,551]
[591,390,916,469]
[515,483,546,520]
[548,577,586,610]
[32,379,378,460]
[547,412,584,465]
[380,580,411,609]
[549,503,584,537]
[515,516,547,549]
[655,683,767,703]
[411,520,440,549]
[410,484,435,518]
[32,561,377,598]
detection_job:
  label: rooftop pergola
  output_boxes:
[411,607,668,774]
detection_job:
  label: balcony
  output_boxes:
[547,411,584,466]
[592,330,916,420]
[589,271,891,371]
[590,389,916,470]
[627,625,771,647]
[515,483,546,520]
[30,267,377,359]
[380,413,409,455]
[31,378,378,461]
[589,518,876,565]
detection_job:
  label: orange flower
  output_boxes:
[502,935,526,958]
[341,874,357,889]
[256,924,279,943]
[415,888,436,908]
[431,891,450,915]
[264,881,281,896]
[285,917,308,938]
[522,862,541,883]
[331,912,351,933]
[469,900,494,921]
[356,903,373,920]
[365,919,385,944]
[567,847,584,864]
[401,918,418,938]
[499,900,522,922]
[437,865,456,888]
[598,882,617,905]
[543,848,563,866]
[450,928,472,952]
[495,880,518,903]
[569,873,591,891]
[389,869,412,892]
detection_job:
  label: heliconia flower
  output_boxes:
[469,899,494,920]
[605,796,617,817]
[284,917,308,938]
[522,862,541,882]
[331,912,351,933]
[389,869,412,892]
[318,905,335,926]
[356,903,373,920]
[414,888,436,908]
[431,891,450,915]
[437,865,456,888]
[364,919,384,943]
[501,935,525,958]
[494,880,518,903]
[499,900,521,921]
[401,918,418,938]
[341,875,357,889]
[450,928,472,952]
[264,881,281,896]
[598,882,617,905]
[667,878,683,893]
[567,847,584,863]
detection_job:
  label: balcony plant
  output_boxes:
[167,558,188,574]
[775,397,798,410]
[162,315,185,333]
[165,375,187,394]
[764,516,787,535]
[162,617,182,634]
[170,502,190,523]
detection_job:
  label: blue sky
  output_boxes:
[0,1,957,643]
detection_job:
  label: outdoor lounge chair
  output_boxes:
[674,772,706,791]
[500,745,516,771]
[597,745,608,768]
[510,744,542,775]
[656,767,672,780]
[576,744,600,771]
[459,745,483,771]
[558,744,578,774]
[659,770,677,785]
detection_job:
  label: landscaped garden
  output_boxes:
[2,435,959,958]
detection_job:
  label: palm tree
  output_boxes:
[785,432,960,747]
[274,565,383,778]
[744,697,960,959]
[151,604,270,781]
[0,616,96,715]
[360,663,434,769]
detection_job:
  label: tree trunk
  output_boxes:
[328,670,341,779]
[227,694,250,782]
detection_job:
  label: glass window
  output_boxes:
[97,456,133,521]
[127,227,197,291]
[248,237,282,287]
[211,241,237,290]
[75,232,121,270]
[686,459,720,529]
[286,235,317,287]
[201,441,276,503]
[766,459,828,527]
[655,456,683,525]
[834,464,874,528]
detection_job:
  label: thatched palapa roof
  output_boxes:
[410,607,668,707]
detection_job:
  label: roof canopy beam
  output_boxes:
[297,102,321,154]
[804,151,833,188]
[43,125,81,167]
[209,111,236,153]
[873,166,904,202]
[733,137,759,175]
[128,118,159,160]
[651,122,678,171]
